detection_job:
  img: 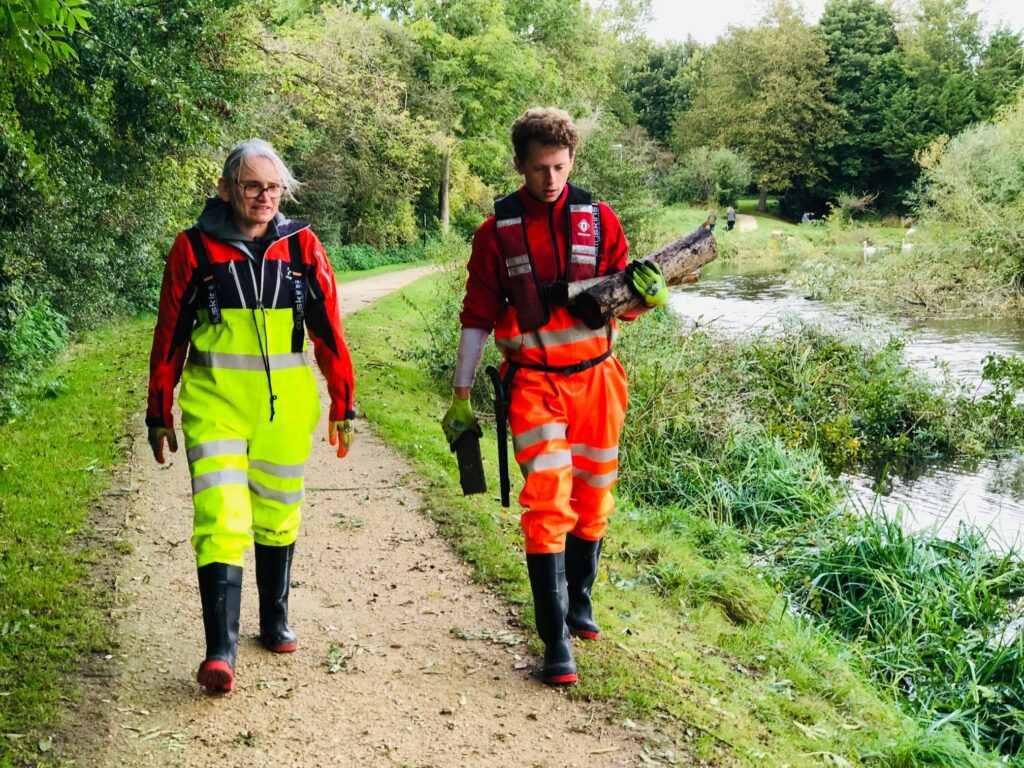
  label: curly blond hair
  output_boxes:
[510,108,579,161]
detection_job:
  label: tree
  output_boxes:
[976,27,1024,116]
[818,0,911,211]
[675,1,840,211]
[619,39,702,144]
[662,147,752,206]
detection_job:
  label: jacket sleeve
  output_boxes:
[146,232,197,429]
[458,217,505,331]
[304,231,356,421]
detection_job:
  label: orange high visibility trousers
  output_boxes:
[507,357,628,554]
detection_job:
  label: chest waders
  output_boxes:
[181,230,318,691]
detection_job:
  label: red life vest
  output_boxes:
[493,184,601,332]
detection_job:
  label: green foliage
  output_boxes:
[779,507,1024,757]
[676,1,840,207]
[328,240,430,272]
[0,0,91,79]
[572,115,663,255]
[618,39,701,144]
[262,7,434,249]
[1,0,259,404]
[918,91,1024,282]
[0,319,150,766]
[816,0,913,212]
[662,146,752,206]
[0,299,68,417]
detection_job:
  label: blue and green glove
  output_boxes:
[627,259,669,307]
[441,394,482,448]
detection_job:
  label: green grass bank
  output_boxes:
[0,319,151,767]
[343,271,1009,766]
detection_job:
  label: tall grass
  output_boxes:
[779,504,1024,757]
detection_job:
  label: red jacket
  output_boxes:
[459,184,629,331]
[147,224,355,429]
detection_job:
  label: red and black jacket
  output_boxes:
[146,201,355,429]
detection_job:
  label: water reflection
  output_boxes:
[670,262,1024,547]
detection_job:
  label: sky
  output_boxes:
[646,0,1024,45]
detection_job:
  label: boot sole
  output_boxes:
[569,627,600,641]
[543,672,579,686]
[197,660,234,692]
[262,640,297,653]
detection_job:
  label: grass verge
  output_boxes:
[343,272,986,766]
[0,318,151,767]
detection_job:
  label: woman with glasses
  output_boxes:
[146,138,356,693]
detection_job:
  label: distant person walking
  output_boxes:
[726,206,736,232]
[704,210,717,232]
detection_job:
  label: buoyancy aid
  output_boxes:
[493,184,601,332]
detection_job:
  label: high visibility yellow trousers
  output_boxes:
[179,309,320,568]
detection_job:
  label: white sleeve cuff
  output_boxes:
[453,327,489,388]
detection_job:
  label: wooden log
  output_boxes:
[548,226,717,329]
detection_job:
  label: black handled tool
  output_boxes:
[485,365,511,507]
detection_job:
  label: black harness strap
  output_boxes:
[184,227,221,325]
[287,234,306,354]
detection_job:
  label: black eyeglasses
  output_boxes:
[235,181,285,199]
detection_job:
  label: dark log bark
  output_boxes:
[548,226,717,330]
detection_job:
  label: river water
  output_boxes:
[669,262,1024,549]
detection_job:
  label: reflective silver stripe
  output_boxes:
[570,255,596,265]
[523,324,612,350]
[249,459,306,479]
[249,479,304,506]
[513,422,568,453]
[187,439,248,464]
[572,467,618,488]
[570,245,597,256]
[570,205,592,214]
[571,444,619,463]
[508,265,532,277]
[505,255,530,267]
[520,450,572,476]
[495,336,522,351]
[189,350,308,371]
[191,468,248,495]
[496,217,522,228]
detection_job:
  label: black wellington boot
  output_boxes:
[565,534,603,640]
[526,553,578,685]
[196,563,242,692]
[254,542,298,653]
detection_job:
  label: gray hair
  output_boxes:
[221,138,301,202]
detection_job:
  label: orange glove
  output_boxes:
[328,419,355,458]
[148,427,178,464]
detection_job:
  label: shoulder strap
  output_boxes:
[494,190,525,220]
[184,227,211,279]
[288,233,306,354]
[184,227,221,324]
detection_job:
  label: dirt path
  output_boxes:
[736,214,757,232]
[67,266,662,767]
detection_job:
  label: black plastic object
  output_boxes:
[485,365,511,507]
[454,431,486,495]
